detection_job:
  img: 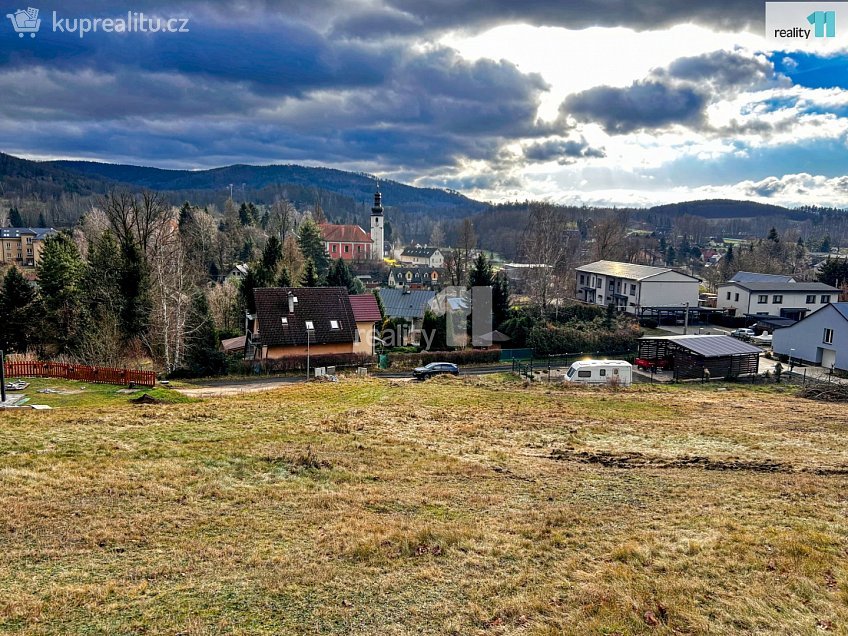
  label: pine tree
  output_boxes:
[37,212,47,227]
[239,266,260,315]
[277,266,292,287]
[238,203,255,227]
[0,267,40,352]
[84,230,124,324]
[9,207,24,227]
[373,289,386,320]
[118,239,151,340]
[468,252,494,289]
[767,227,779,243]
[297,219,330,276]
[183,291,225,376]
[326,258,359,293]
[492,272,510,330]
[300,258,320,287]
[37,233,87,351]
[259,235,283,284]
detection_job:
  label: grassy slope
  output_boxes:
[1,376,847,634]
[2,378,191,408]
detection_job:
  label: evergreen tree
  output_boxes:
[183,291,226,376]
[420,309,447,351]
[239,266,260,315]
[178,202,193,232]
[118,239,150,339]
[37,233,87,351]
[665,245,676,265]
[0,267,40,353]
[818,258,848,287]
[259,235,283,283]
[300,258,320,287]
[821,235,832,253]
[326,258,360,293]
[767,227,779,242]
[84,230,124,317]
[37,212,47,227]
[373,289,386,320]
[492,272,510,330]
[238,202,255,227]
[9,207,24,227]
[297,219,330,276]
[468,252,494,289]
[277,266,292,287]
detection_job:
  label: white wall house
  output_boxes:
[716,281,839,321]
[400,246,444,268]
[773,303,848,371]
[575,261,700,315]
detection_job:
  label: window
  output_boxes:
[824,328,834,344]
[357,245,362,252]
[806,295,816,304]
[280,317,288,325]
[330,320,340,329]
[609,281,614,291]
[599,369,607,377]
[726,292,731,300]
[734,293,740,301]
[772,295,783,304]
[822,295,831,303]
[344,245,350,253]
[596,278,602,289]
[580,274,585,285]
[613,368,619,375]
[577,370,592,378]
[757,295,767,304]
[332,244,337,252]
[630,284,636,296]
[305,320,314,330]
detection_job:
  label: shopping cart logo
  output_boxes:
[6,7,41,38]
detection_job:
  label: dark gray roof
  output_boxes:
[253,287,356,347]
[720,281,839,292]
[0,227,56,240]
[831,303,848,321]
[576,260,698,281]
[401,246,440,258]
[640,335,762,357]
[378,288,435,320]
[729,271,794,284]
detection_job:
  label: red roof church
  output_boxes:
[320,223,372,261]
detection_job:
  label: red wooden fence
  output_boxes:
[3,361,156,388]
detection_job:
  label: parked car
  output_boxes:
[412,362,459,380]
[730,328,756,340]
[752,332,773,345]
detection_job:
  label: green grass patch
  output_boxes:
[2,378,193,408]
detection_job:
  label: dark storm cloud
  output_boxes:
[661,50,775,88]
[563,80,708,133]
[524,137,606,164]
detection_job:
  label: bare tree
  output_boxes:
[270,197,297,242]
[429,222,446,248]
[521,203,580,315]
[592,212,628,261]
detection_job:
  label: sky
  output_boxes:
[2,0,848,207]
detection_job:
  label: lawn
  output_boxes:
[1,376,847,634]
[1,378,192,408]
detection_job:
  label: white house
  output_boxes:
[716,280,839,321]
[400,246,444,268]
[575,260,700,314]
[728,271,796,284]
[773,303,848,371]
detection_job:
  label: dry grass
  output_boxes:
[1,375,847,634]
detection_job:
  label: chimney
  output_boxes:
[288,291,295,314]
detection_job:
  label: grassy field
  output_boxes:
[1,378,192,408]
[1,376,847,634]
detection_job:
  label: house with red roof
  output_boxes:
[349,294,383,355]
[320,223,373,261]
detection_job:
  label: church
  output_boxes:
[318,186,384,262]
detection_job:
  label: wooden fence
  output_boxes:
[3,361,156,387]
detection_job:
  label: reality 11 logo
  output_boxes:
[808,10,836,37]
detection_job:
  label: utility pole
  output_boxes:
[683,301,690,335]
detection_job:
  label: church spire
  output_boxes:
[371,182,383,216]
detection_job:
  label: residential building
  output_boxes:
[575,260,700,314]
[378,288,436,345]
[248,287,357,360]
[400,246,445,268]
[716,280,839,321]
[773,303,848,371]
[0,227,56,268]
[224,263,250,284]
[349,293,382,355]
[387,266,443,290]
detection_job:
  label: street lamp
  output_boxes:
[789,348,795,372]
[306,324,314,381]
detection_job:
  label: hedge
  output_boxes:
[255,353,375,373]
[387,349,501,369]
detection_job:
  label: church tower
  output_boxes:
[370,184,384,261]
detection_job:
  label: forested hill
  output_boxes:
[648,199,810,221]
[48,159,486,217]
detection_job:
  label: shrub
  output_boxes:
[639,318,659,329]
[387,349,500,369]
[261,353,375,373]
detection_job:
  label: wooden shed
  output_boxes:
[637,335,761,380]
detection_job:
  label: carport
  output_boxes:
[637,335,761,381]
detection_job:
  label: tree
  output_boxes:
[420,309,447,351]
[326,258,362,293]
[297,218,329,276]
[239,266,261,315]
[492,273,510,330]
[665,246,676,265]
[468,252,493,289]
[37,232,87,351]
[818,258,848,288]
[257,235,283,286]
[767,227,779,243]
[520,203,577,315]
[277,267,292,287]
[300,258,320,287]
[0,267,40,353]
[238,202,256,227]
[269,197,297,242]
[118,239,150,339]
[592,213,627,261]
[9,207,24,227]
[429,222,446,247]
[182,291,226,377]
[373,289,386,320]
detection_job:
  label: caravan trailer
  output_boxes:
[564,360,632,386]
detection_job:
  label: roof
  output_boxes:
[253,287,356,347]
[833,303,848,321]
[220,335,247,352]
[378,288,436,320]
[729,271,795,284]
[576,260,698,281]
[389,267,443,283]
[401,246,441,258]
[319,223,372,243]
[0,227,56,240]
[640,335,762,357]
[719,281,839,292]
[349,294,382,322]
